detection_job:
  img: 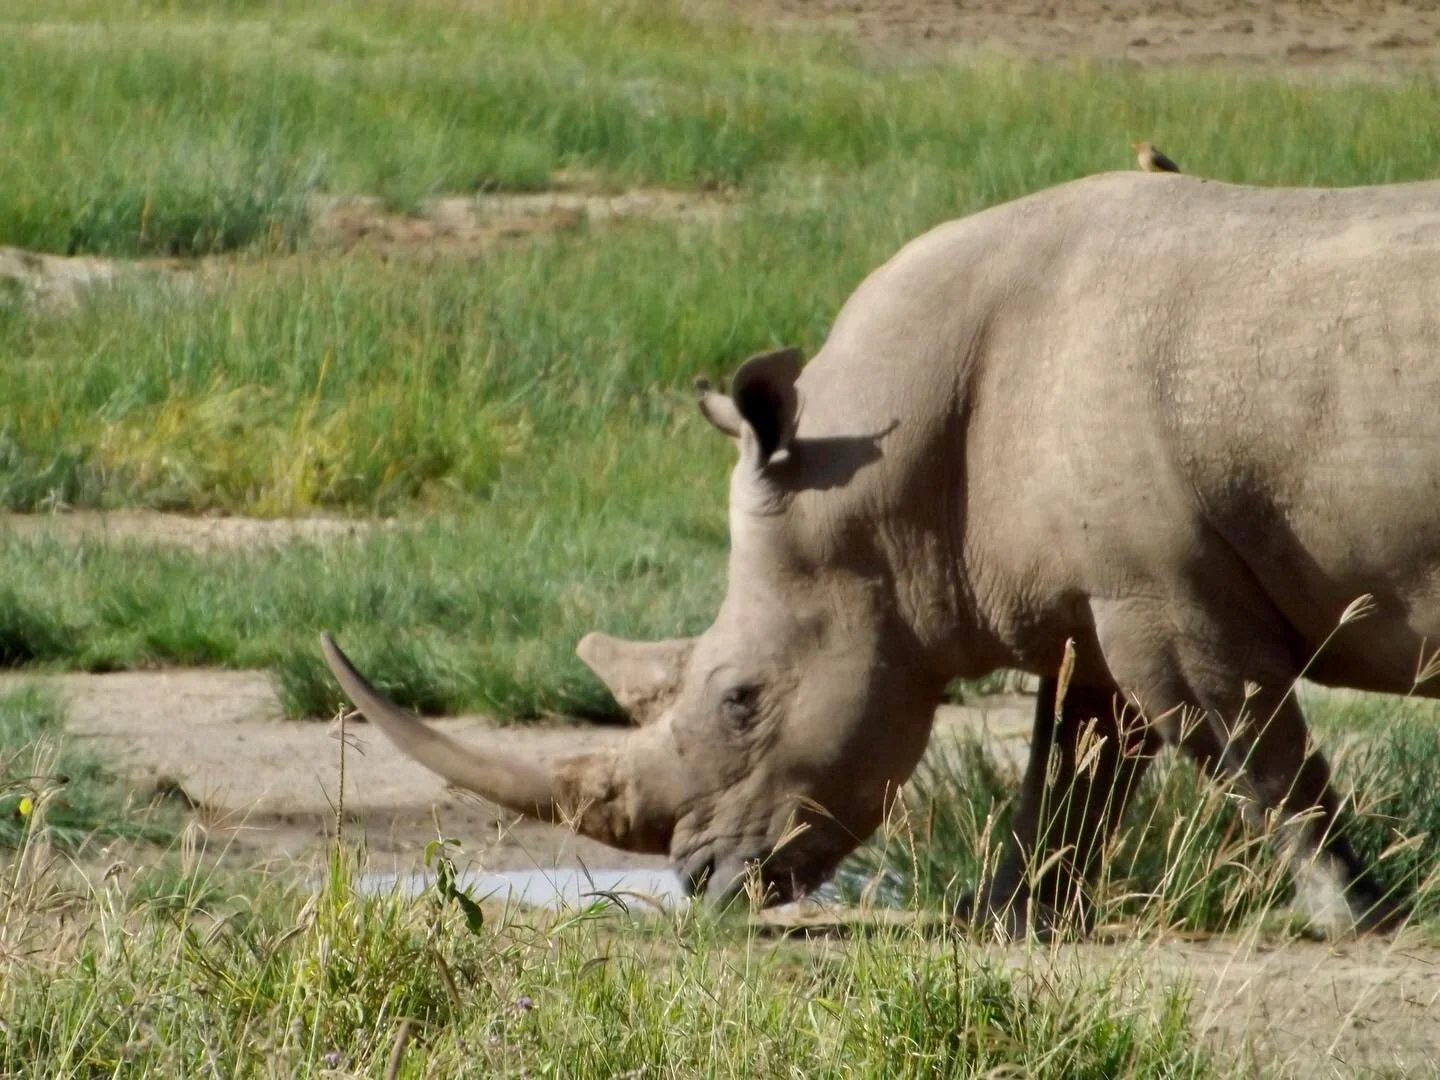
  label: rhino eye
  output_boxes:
[720,686,759,726]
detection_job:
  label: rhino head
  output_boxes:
[321,346,949,906]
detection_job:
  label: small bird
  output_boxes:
[1132,140,1181,174]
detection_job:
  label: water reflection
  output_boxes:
[353,866,687,909]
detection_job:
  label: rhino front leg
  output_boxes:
[1092,593,1406,936]
[961,676,1158,939]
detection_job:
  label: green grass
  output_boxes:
[1334,716,1440,919]
[842,693,1440,933]
[1,6,1438,527]
[0,838,1218,1077]
[4,4,1440,524]
[4,0,1440,256]
[0,685,171,850]
[1,210,841,515]
[0,485,729,719]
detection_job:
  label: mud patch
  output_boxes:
[737,0,1440,71]
[1,509,382,552]
[308,186,734,258]
[0,246,121,310]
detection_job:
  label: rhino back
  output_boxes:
[794,173,1440,682]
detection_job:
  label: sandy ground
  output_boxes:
[309,185,734,258]
[741,0,1440,71]
[0,664,1032,874]
[0,668,656,874]
[1,509,381,551]
[1025,934,1440,1075]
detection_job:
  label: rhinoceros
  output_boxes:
[322,170,1440,935]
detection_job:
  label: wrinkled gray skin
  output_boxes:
[324,171,1440,936]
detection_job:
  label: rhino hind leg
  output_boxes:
[1177,691,1405,934]
[959,677,1159,941]
[1092,591,1409,937]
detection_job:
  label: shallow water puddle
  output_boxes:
[353,866,688,910]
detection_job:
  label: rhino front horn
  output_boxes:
[319,633,676,853]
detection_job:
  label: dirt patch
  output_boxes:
[1163,934,1440,1075]
[1020,933,1440,1075]
[755,905,1440,1074]
[739,0,1440,71]
[0,247,122,310]
[1011,933,1440,1075]
[1,668,651,874]
[1,184,734,306]
[1,509,381,552]
[309,186,734,258]
[0,668,1032,874]
[0,246,236,311]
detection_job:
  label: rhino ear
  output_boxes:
[695,377,743,438]
[577,632,694,726]
[697,346,803,466]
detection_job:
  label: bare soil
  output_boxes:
[1032,934,1440,1075]
[0,184,734,306]
[0,246,122,309]
[1,668,655,874]
[739,0,1440,71]
[309,185,734,259]
[0,666,1031,874]
[1,509,381,551]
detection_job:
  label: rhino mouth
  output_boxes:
[678,843,837,908]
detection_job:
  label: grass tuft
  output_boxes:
[0,507,723,719]
[0,587,73,667]
[843,694,1440,935]
[0,830,1218,1076]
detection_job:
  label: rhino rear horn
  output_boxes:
[576,632,694,726]
[319,633,676,853]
